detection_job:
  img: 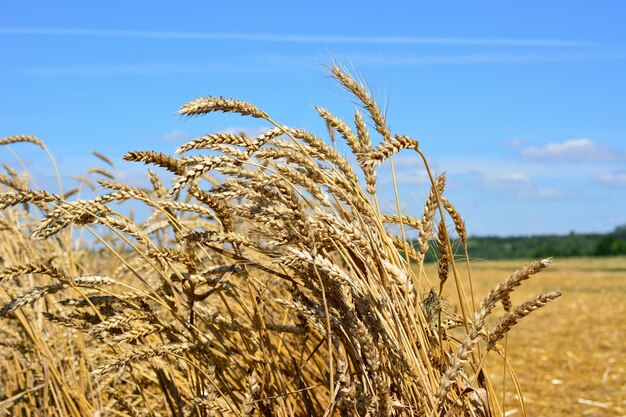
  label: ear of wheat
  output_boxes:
[0,65,559,417]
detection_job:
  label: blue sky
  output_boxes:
[1,1,625,236]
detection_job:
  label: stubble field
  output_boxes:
[432,256,626,417]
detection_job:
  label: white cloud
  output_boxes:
[520,138,625,163]
[376,166,426,188]
[370,153,593,226]
[378,155,430,186]
[484,172,532,190]
[386,170,430,186]
[218,126,271,138]
[598,172,626,188]
[387,155,422,167]
[161,130,191,143]
[160,126,271,146]
[480,172,581,200]
[505,139,525,148]
[516,187,562,199]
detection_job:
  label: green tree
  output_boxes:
[595,233,626,256]
[613,224,626,240]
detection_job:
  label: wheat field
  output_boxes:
[0,66,570,416]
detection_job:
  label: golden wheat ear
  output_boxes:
[0,134,46,149]
[0,65,563,417]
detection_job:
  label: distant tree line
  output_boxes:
[417,225,626,261]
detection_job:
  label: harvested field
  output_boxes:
[427,256,626,417]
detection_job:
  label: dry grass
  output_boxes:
[0,66,563,416]
[430,257,625,417]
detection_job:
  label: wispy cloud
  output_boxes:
[520,138,626,163]
[504,139,526,148]
[217,126,271,138]
[12,49,626,78]
[384,155,566,197]
[22,62,238,77]
[480,173,578,200]
[160,126,270,145]
[161,130,191,143]
[378,155,429,186]
[0,27,595,47]
[516,187,563,200]
[483,172,532,190]
[341,51,626,66]
[380,170,430,186]
[598,172,626,188]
